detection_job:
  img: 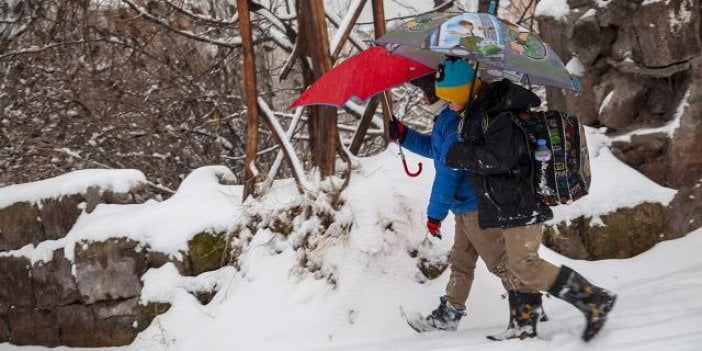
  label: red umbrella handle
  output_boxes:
[398,145,422,177]
[402,157,423,177]
[386,93,422,177]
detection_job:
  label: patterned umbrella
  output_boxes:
[376,12,579,92]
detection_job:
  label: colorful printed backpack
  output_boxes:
[515,111,591,206]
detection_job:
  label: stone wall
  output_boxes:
[0,185,228,347]
[537,0,702,258]
[0,187,138,251]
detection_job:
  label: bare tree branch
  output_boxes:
[257,97,310,193]
[163,0,240,25]
[357,0,455,25]
[263,106,304,191]
[0,38,129,60]
[121,0,243,48]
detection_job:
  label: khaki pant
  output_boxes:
[445,211,560,309]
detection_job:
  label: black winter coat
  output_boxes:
[445,79,553,229]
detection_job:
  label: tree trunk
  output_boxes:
[478,0,499,13]
[296,0,338,177]
[238,0,260,200]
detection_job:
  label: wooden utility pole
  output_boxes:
[349,96,381,154]
[297,0,338,177]
[239,0,259,200]
[371,0,392,141]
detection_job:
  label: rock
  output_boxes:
[567,0,594,8]
[610,22,636,62]
[544,203,665,260]
[594,71,651,131]
[146,250,170,268]
[536,16,574,112]
[56,304,96,346]
[585,203,665,259]
[74,238,147,304]
[8,307,60,346]
[597,0,641,28]
[570,9,616,65]
[84,186,103,214]
[4,295,171,347]
[135,302,171,334]
[187,232,227,276]
[543,218,590,260]
[91,298,144,346]
[86,187,141,213]
[669,60,702,187]
[103,189,137,204]
[0,305,9,343]
[644,75,683,118]
[665,183,702,240]
[32,249,80,307]
[631,0,701,68]
[0,256,33,307]
[38,195,83,241]
[417,257,447,280]
[611,133,670,186]
[565,67,600,126]
[0,202,43,251]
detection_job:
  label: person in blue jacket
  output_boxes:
[389,57,546,335]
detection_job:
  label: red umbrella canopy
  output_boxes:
[289,46,434,109]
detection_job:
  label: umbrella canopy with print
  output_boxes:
[289,45,435,109]
[376,12,579,92]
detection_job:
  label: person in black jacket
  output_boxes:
[445,79,617,341]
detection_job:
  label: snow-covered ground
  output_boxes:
[1,123,701,351]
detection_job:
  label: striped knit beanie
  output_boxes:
[435,57,480,104]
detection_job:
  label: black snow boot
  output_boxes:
[548,266,617,341]
[425,296,466,331]
[487,291,546,341]
[403,296,466,333]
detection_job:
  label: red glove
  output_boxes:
[427,217,442,239]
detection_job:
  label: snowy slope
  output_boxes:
[1,128,700,351]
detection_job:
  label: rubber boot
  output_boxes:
[548,266,617,341]
[487,291,544,340]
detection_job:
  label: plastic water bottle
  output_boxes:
[534,139,552,162]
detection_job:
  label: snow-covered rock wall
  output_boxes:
[0,168,239,347]
[536,0,702,248]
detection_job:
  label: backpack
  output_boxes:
[514,111,591,206]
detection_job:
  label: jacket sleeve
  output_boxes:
[445,113,522,174]
[400,128,433,158]
[426,118,464,221]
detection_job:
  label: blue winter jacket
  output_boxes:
[401,107,479,221]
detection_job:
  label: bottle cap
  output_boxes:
[537,139,547,146]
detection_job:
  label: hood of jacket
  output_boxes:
[468,79,541,116]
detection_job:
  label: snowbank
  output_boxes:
[0,122,695,351]
[535,0,571,20]
[0,169,146,210]
[0,166,242,263]
[550,126,678,224]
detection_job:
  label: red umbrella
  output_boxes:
[289,46,435,108]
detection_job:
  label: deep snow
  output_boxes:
[1,123,701,351]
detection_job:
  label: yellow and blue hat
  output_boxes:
[435,57,481,104]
